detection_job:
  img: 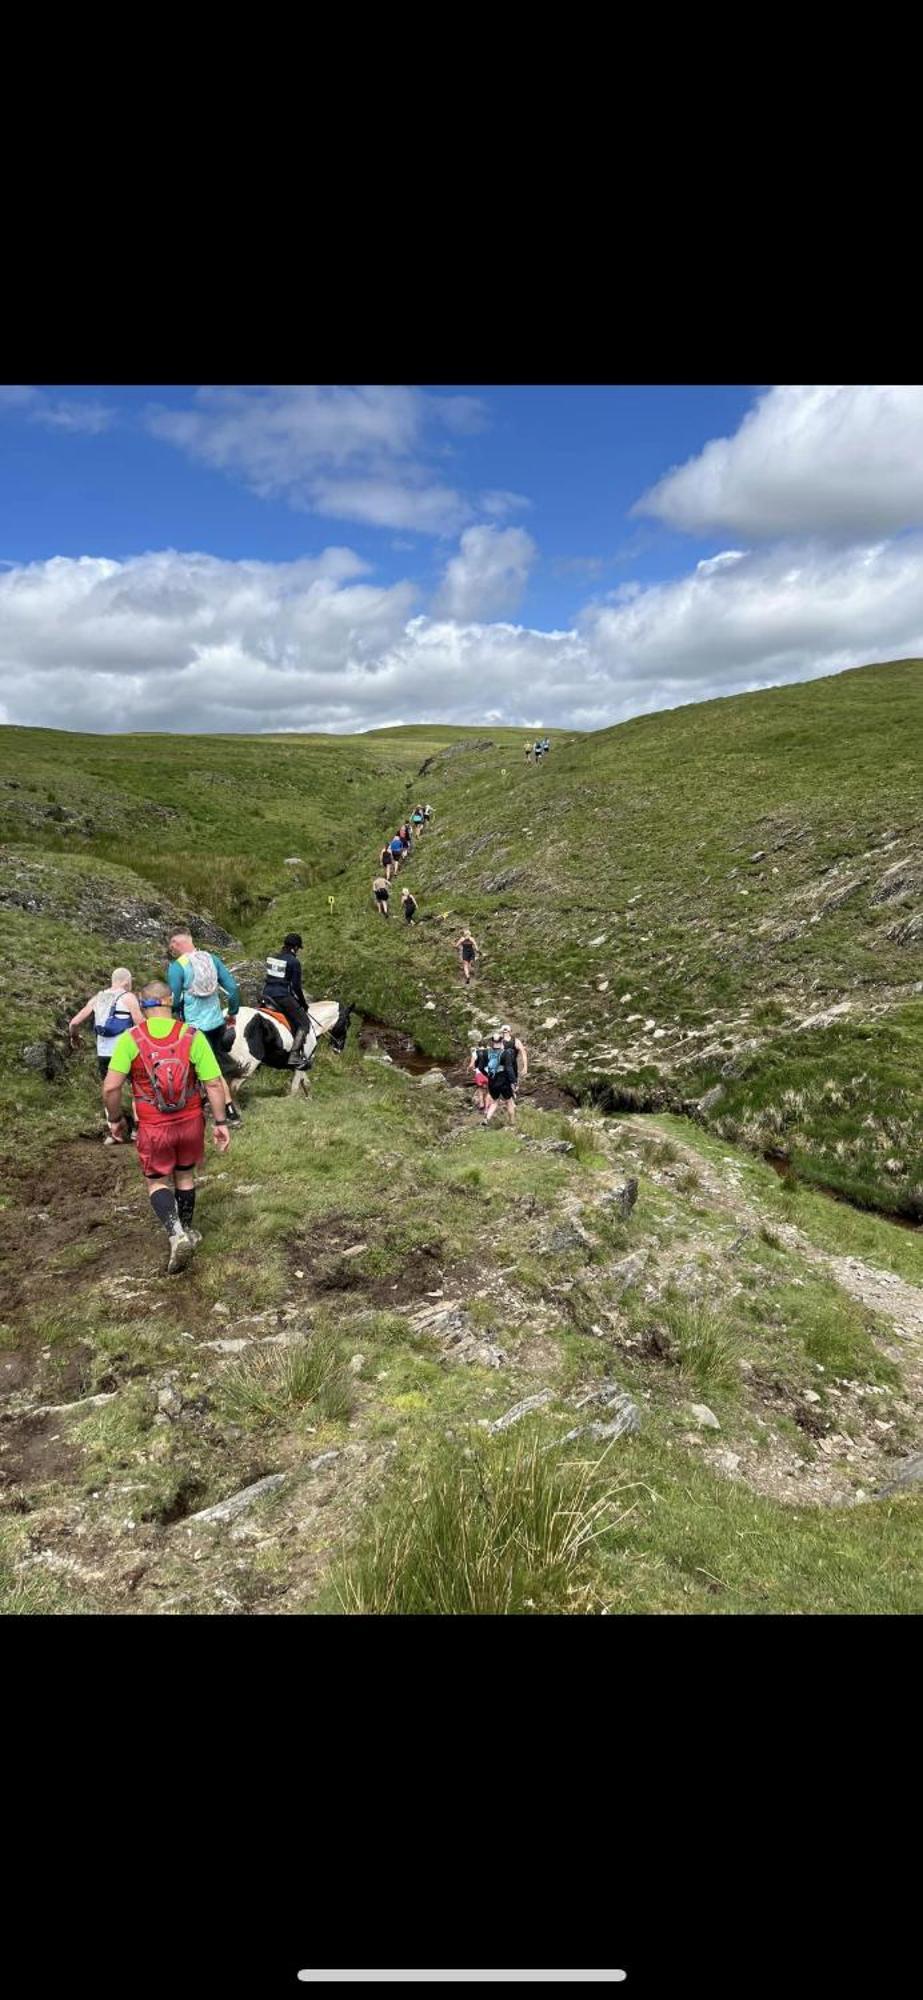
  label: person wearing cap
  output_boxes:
[500,1024,528,1094]
[261,933,312,1051]
[482,1032,518,1124]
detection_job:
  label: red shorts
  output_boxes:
[135,1110,205,1179]
[474,1070,488,1088]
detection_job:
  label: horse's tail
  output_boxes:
[328,1002,354,1054]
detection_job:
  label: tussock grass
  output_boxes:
[217,1333,354,1429]
[334,1434,628,1615]
[659,1296,741,1389]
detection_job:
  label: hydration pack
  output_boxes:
[181,949,218,998]
[486,1047,505,1078]
[95,989,134,1040]
[129,1024,198,1116]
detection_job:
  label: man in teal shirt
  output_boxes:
[167,931,242,1124]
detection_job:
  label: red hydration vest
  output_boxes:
[127,1022,201,1121]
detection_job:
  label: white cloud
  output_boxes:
[147,385,490,536]
[311,475,470,537]
[480,489,532,518]
[434,524,537,620]
[0,386,115,434]
[636,385,923,541]
[3,536,923,736]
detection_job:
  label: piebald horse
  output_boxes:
[224,1000,353,1097]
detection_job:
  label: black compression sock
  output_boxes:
[176,1189,196,1230]
[150,1188,182,1235]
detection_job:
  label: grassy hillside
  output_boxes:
[2,1045,922,1615]
[278,660,923,1219]
[1,670,922,1615]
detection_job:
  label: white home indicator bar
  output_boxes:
[297,1976,627,1985]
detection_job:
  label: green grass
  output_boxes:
[333,1431,626,1615]
[217,1333,354,1428]
[3,678,923,1616]
[658,1296,742,1390]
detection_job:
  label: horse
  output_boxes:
[224,1000,354,1097]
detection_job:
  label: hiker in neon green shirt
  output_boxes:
[103,980,232,1275]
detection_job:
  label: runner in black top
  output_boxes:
[454,929,479,984]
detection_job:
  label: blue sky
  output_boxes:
[2,383,923,734]
[2,383,755,617]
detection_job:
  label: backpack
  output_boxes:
[182,948,218,998]
[94,989,134,1040]
[486,1046,504,1077]
[129,1023,199,1116]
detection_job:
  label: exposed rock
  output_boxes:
[490,1390,554,1432]
[819,875,866,914]
[871,859,923,905]
[20,1040,68,1079]
[553,1395,640,1447]
[599,1177,638,1220]
[485,868,523,893]
[182,1472,287,1527]
[688,1403,721,1430]
[698,1084,725,1114]
[348,1353,366,1375]
[22,1391,117,1419]
[283,857,304,866]
[418,1069,447,1087]
[876,1452,923,1498]
[608,1251,646,1295]
[749,851,766,863]
[886,913,923,945]
[548,1222,591,1253]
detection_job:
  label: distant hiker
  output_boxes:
[423,804,434,825]
[501,1023,528,1088]
[398,820,412,852]
[167,932,241,1126]
[482,1032,518,1124]
[102,980,232,1274]
[524,741,533,763]
[401,888,417,924]
[468,1036,491,1112]
[372,875,391,919]
[454,929,479,984]
[69,969,143,1143]
[410,806,425,833]
[389,833,404,869]
[261,933,312,1053]
[380,843,395,881]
